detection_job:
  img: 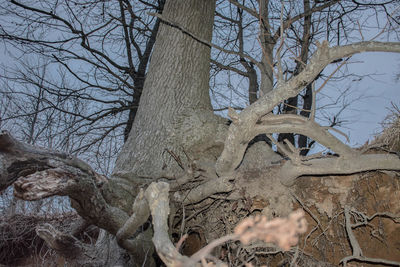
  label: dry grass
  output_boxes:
[0,212,78,266]
[373,103,400,152]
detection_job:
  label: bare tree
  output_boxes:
[211,0,400,155]
[0,0,164,146]
[1,0,400,266]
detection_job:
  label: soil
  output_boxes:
[180,168,400,266]
[2,168,399,266]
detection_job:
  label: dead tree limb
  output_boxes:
[0,130,94,191]
[116,189,151,253]
[144,182,189,266]
[0,131,147,242]
[254,114,356,156]
[279,153,400,186]
[0,131,158,262]
[216,41,400,180]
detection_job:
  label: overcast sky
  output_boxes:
[315,51,400,149]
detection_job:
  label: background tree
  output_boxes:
[211,0,399,155]
[1,0,400,266]
[0,0,164,147]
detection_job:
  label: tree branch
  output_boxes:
[216,41,400,176]
[279,153,400,186]
[227,0,258,18]
[116,189,151,253]
[0,131,133,237]
[255,115,356,156]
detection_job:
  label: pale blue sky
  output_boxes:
[317,51,400,148]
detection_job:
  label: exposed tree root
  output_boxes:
[341,206,400,266]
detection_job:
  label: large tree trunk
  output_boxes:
[113,0,227,184]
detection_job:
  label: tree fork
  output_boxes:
[216,41,400,176]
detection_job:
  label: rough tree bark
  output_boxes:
[123,0,165,142]
[114,0,227,185]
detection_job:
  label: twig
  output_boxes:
[175,234,188,251]
[340,206,400,266]
[282,102,312,113]
[316,58,349,93]
[165,149,185,170]
[356,20,364,41]
[321,126,350,143]
[371,5,400,41]
[276,4,285,86]
[228,0,258,18]
[290,192,323,249]
[310,82,316,121]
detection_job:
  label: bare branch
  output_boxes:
[216,41,400,176]
[116,189,150,253]
[227,0,258,18]
[279,153,400,186]
[255,115,355,156]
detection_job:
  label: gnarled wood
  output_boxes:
[216,41,400,178]
[0,131,134,239]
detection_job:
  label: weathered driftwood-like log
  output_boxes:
[216,41,400,183]
[144,182,189,265]
[0,131,151,257]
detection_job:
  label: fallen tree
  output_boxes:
[1,0,400,266]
